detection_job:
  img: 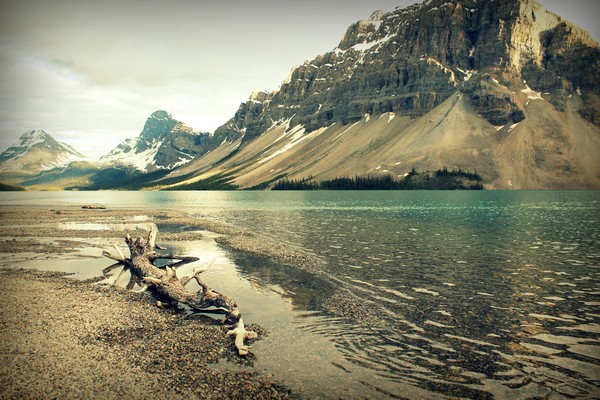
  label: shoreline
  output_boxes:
[0,206,296,399]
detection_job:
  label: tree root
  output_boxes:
[102,223,256,356]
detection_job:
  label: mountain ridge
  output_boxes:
[156,0,600,190]
[0,130,89,175]
[0,110,211,189]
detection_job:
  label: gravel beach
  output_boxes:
[0,206,294,399]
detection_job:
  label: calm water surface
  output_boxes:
[2,191,599,399]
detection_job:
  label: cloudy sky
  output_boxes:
[1,0,598,159]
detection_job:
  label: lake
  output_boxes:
[1,190,599,399]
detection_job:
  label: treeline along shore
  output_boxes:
[272,168,484,190]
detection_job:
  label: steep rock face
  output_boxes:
[212,0,598,141]
[0,130,88,174]
[166,0,600,189]
[100,110,210,172]
[462,77,525,125]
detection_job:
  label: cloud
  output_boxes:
[0,34,265,159]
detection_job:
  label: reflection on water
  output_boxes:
[0,250,111,281]
[1,191,599,398]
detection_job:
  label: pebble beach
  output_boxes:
[0,206,296,399]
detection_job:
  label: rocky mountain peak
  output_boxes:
[139,110,179,143]
[219,0,599,135]
[172,0,600,190]
[369,10,386,22]
[337,16,384,51]
[99,110,210,172]
[149,110,171,120]
[249,89,272,103]
[0,130,88,174]
[18,129,52,146]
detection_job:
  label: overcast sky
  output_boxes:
[1,0,598,160]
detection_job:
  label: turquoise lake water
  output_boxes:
[1,190,599,398]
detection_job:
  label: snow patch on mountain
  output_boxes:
[258,124,328,164]
[100,137,161,171]
[38,152,90,171]
[99,110,207,173]
[521,85,543,100]
[351,34,395,52]
[0,130,90,173]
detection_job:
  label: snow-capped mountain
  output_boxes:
[159,0,600,190]
[0,130,89,174]
[99,110,209,172]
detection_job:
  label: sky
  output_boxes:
[1,0,598,160]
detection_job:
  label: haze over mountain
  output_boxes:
[2,0,599,190]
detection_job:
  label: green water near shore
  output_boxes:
[2,191,599,399]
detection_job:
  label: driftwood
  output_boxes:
[102,224,256,356]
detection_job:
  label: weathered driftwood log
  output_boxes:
[102,224,256,356]
[82,205,106,210]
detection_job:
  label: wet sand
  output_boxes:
[0,206,295,399]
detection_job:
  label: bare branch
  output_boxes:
[113,244,125,260]
[194,274,210,294]
[227,316,257,356]
[143,276,162,285]
[150,254,200,263]
[102,250,124,263]
[147,223,158,251]
[102,263,123,275]
[181,270,204,287]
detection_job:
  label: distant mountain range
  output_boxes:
[0,112,209,189]
[0,129,88,172]
[1,0,599,190]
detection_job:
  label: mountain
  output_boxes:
[157,0,600,190]
[0,130,89,175]
[99,110,210,172]
[0,111,214,190]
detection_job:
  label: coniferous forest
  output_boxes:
[272,168,484,190]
